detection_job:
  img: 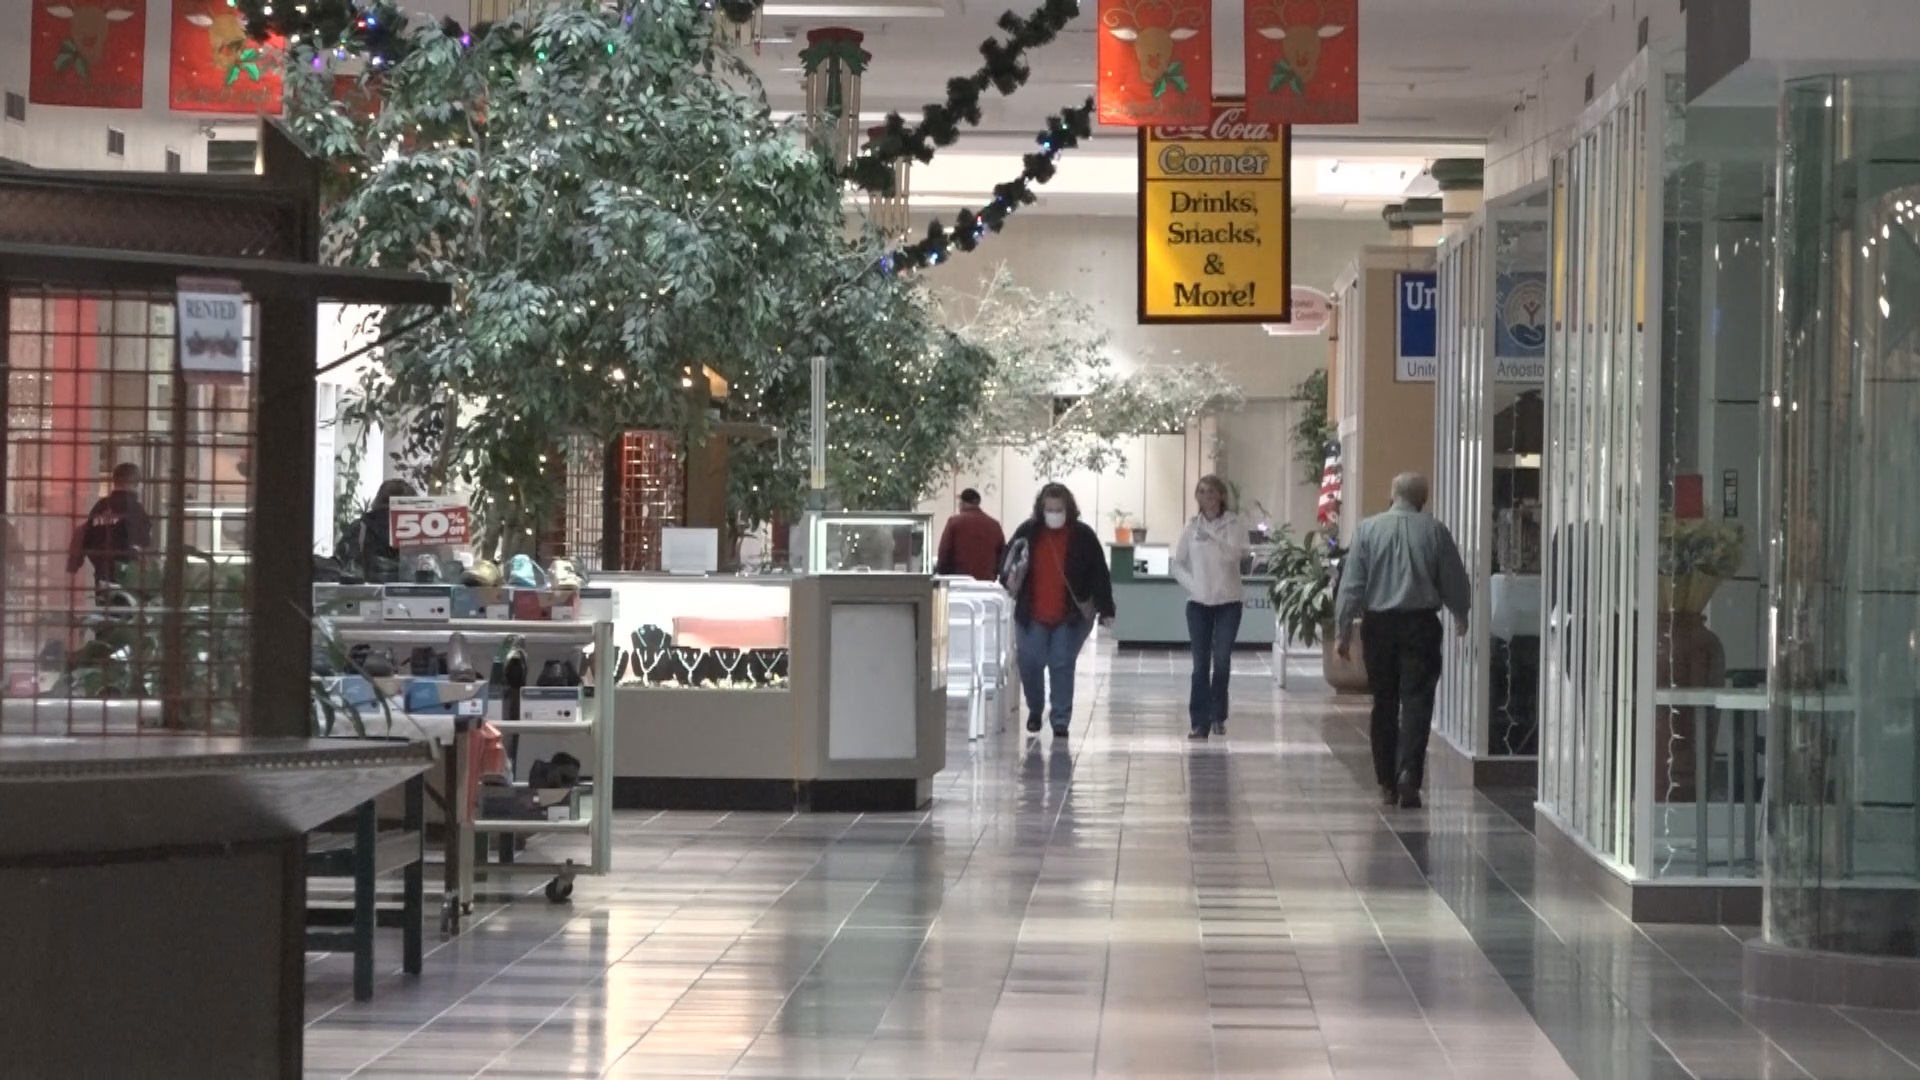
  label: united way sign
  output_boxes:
[1395,271,1437,382]
[1495,271,1547,382]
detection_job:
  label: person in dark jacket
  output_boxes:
[67,462,152,589]
[934,488,1006,581]
[339,479,415,582]
[1001,482,1114,739]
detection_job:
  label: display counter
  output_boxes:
[584,572,946,812]
[1111,576,1277,648]
[0,736,434,1078]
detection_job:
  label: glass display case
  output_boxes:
[802,511,933,575]
[595,573,792,690]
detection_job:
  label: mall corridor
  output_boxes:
[301,647,1920,1079]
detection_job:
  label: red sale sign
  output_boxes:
[389,495,471,551]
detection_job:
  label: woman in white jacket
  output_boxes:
[1171,475,1250,739]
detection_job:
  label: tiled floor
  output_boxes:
[305,642,1920,1079]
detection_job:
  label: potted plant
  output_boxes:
[1262,526,1367,693]
[1654,514,1743,800]
[1109,509,1134,545]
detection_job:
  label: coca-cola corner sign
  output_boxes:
[1137,101,1293,324]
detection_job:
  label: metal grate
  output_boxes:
[2,287,256,736]
[165,149,182,174]
[561,434,604,571]
[106,128,126,158]
[614,430,682,571]
[4,92,24,124]
[0,181,300,259]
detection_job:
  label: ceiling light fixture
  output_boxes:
[761,3,946,17]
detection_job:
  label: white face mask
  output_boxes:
[1043,510,1068,530]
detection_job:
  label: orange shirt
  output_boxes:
[1029,527,1069,626]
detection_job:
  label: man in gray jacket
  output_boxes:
[1334,473,1471,809]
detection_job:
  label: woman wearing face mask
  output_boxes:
[1171,475,1249,739]
[1000,483,1115,739]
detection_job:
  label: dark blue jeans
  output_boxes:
[1016,618,1093,728]
[1186,601,1243,732]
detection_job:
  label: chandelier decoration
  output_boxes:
[864,126,911,240]
[800,27,869,168]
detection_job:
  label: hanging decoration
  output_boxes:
[1096,0,1209,127]
[171,0,284,114]
[32,0,147,109]
[800,27,869,169]
[882,98,1092,274]
[713,2,762,51]
[844,0,1080,196]
[863,126,912,241]
[1245,0,1359,126]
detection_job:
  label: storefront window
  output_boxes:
[1767,73,1920,956]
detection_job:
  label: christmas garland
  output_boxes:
[881,98,1091,274]
[844,0,1080,196]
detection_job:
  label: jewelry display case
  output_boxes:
[801,511,934,574]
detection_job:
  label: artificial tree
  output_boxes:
[286,0,889,552]
[945,265,1243,477]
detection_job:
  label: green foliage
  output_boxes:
[1659,516,1743,578]
[1260,526,1345,646]
[1290,369,1333,486]
[286,0,879,552]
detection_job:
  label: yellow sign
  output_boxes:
[1138,101,1292,324]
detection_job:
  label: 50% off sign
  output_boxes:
[388,495,473,551]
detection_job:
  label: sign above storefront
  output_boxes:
[1138,101,1293,324]
[1395,270,1437,381]
[1097,0,1212,126]
[1245,0,1360,126]
[1495,271,1547,382]
[1262,286,1332,335]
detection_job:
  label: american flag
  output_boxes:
[1316,442,1342,529]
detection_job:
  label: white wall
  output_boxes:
[917,213,1384,542]
[1482,0,1687,200]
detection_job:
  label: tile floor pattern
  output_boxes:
[306,643,1920,1079]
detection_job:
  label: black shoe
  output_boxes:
[1211,720,1226,737]
[1052,724,1069,739]
[1381,785,1399,807]
[1027,711,1043,734]
[1398,772,1423,809]
[1189,728,1209,740]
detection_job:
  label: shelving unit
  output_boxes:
[324,611,617,923]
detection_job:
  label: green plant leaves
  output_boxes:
[1153,61,1188,99]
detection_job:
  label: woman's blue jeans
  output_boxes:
[1016,619,1093,728]
[1186,601,1243,731]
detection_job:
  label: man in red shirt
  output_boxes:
[935,489,1006,581]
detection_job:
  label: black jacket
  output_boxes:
[1003,518,1116,627]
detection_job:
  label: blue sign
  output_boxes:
[1494,271,1547,382]
[1395,271,1438,382]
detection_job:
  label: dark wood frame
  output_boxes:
[1135,98,1295,326]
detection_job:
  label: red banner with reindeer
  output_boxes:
[169,0,283,114]
[30,0,147,109]
[1096,0,1210,127]
[1246,0,1360,126]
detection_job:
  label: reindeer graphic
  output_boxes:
[45,3,135,80]
[1102,0,1205,99]
[1250,0,1348,96]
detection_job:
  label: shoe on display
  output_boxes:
[502,637,529,689]
[447,632,479,682]
[536,659,567,687]
[408,646,436,677]
[506,554,544,588]
[464,559,503,588]
[528,751,582,791]
[414,553,441,584]
[548,557,584,589]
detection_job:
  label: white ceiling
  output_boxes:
[748,0,1597,214]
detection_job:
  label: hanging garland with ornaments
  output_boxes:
[881,97,1091,274]
[844,0,1080,196]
